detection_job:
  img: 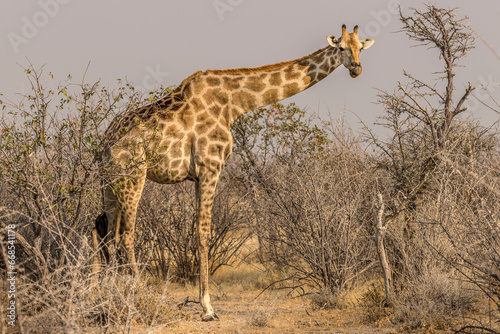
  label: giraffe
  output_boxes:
[93,25,374,321]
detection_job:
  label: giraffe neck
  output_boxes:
[184,45,342,126]
[106,45,343,141]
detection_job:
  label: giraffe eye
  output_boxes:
[339,46,345,52]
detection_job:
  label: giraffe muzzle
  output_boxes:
[350,65,362,78]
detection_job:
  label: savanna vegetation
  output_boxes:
[1,5,499,334]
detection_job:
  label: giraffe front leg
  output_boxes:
[122,230,138,276]
[119,179,145,277]
[111,172,145,277]
[196,175,219,321]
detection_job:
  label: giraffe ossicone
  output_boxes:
[93,25,374,322]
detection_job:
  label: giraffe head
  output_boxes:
[327,25,374,78]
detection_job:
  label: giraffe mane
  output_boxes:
[144,45,330,100]
[204,46,330,76]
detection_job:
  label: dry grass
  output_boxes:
[138,259,489,334]
[3,213,498,333]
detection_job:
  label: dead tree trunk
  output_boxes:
[375,193,392,306]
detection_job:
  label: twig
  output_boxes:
[375,193,392,307]
[176,296,199,310]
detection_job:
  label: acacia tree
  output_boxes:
[375,5,475,201]
[369,5,485,312]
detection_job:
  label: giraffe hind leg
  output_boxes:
[92,212,110,273]
[110,174,146,276]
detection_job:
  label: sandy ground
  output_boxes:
[126,277,452,334]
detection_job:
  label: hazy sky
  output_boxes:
[1,0,499,132]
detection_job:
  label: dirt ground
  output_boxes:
[163,290,398,334]
[127,264,458,334]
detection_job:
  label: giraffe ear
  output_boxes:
[327,35,339,47]
[360,38,375,50]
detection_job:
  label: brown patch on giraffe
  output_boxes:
[183,135,192,154]
[178,112,195,129]
[222,76,241,90]
[208,105,221,118]
[170,145,183,159]
[244,76,267,92]
[195,118,215,134]
[212,89,229,105]
[197,112,209,123]
[206,76,221,86]
[283,83,301,98]
[157,141,169,154]
[165,124,180,136]
[317,72,328,81]
[221,106,232,126]
[192,79,206,96]
[284,66,302,80]
[198,136,208,153]
[190,97,206,112]
[182,159,189,172]
[263,89,279,104]
[202,90,214,105]
[162,112,175,122]
[158,122,165,133]
[208,143,223,158]
[170,159,182,169]
[232,91,258,111]
[268,72,282,86]
[200,90,222,106]
[320,60,330,72]
[208,126,229,142]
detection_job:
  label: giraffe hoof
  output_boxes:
[201,313,219,322]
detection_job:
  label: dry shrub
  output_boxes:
[10,223,178,333]
[393,268,479,331]
[230,104,378,298]
[385,123,498,330]
[255,144,377,295]
[247,309,271,327]
[91,272,176,330]
[246,303,277,328]
[360,281,393,323]
[212,259,268,290]
[309,289,341,310]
